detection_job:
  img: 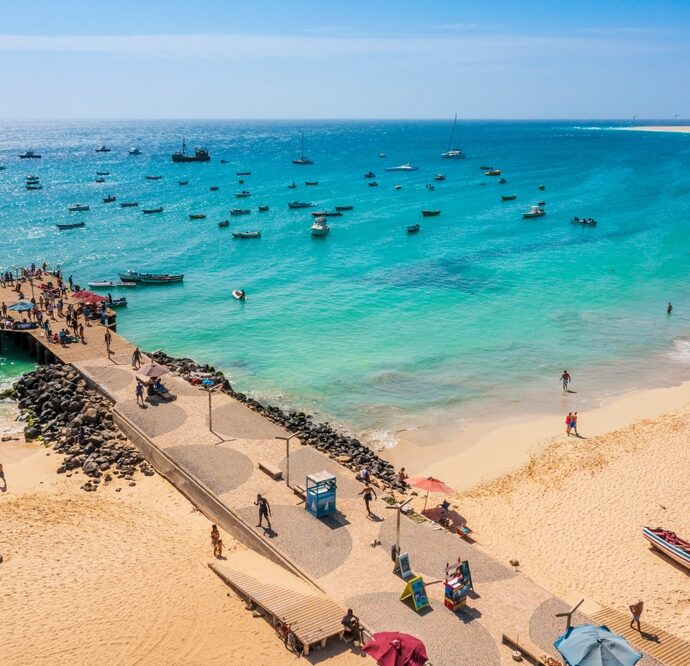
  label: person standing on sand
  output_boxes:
[104,327,112,355]
[561,370,571,392]
[359,483,378,517]
[132,347,143,369]
[210,524,220,553]
[214,537,224,559]
[135,381,145,407]
[565,412,573,436]
[629,600,644,631]
[0,462,6,491]
[571,412,579,437]
[255,493,272,529]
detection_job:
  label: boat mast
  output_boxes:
[300,132,304,158]
[447,113,457,151]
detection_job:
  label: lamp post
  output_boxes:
[275,431,303,490]
[203,383,221,434]
[556,599,584,629]
[384,496,413,558]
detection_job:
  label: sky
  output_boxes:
[1,0,690,120]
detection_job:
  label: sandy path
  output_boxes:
[0,440,361,665]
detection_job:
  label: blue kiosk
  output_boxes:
[305,471,337,518]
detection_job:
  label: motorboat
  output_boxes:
[142,207,164,214]
[538,184,546,191]
[120,201,139,207]
[335,205,354,211]
[232,231,261,239]
[68,203,90,212]
[311,211,342,217]
[232,290,246,301]
[364,171,376,178]
[394,184,402,190]
[642,527,690,570]
[218,220,229,228]
[179,180,189,186]
[26,184,42,190]
[305,181,318,186]
[235,190,251,198]
[96,171,110,176]
[501,194,517,201]
[292,132,313,165]
[95,177,106,183]
[425,184,435,191]
[220,159,229,164]
[189,214,207,220]
[368,181,379,187]
[258,205,269,212]
[95,145,111,153]
[230,209,251,216]
[105,297,127,308]
[379,153,386,158]
[172,139,210,163]
[434,174,446,181]
[26,175,40,181]
[19,150,41,159]
[485,169,501,176]
[56,221,86,230]
[88,281,136,288]
[237,171,251,176]
[210,186,219,191]
[288,182,297,189]
[129,147,141,155]
[384,163,419,172]
[288,201,314,209]
[103,195,117,203]
[310,216,330,236]
[421,210,440,217]
[119,271,184,284]
[146,175,162,180]
[499,178,507,184]
[538,201,546,206]
[407,224,420,233]
[522,205,546,218]
[571,216,597,226]
[441,114,465,159]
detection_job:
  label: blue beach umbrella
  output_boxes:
[8,300,34,312]
[555,624,642,666]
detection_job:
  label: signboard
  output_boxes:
[394,552,413,580]
[400,576,430,612]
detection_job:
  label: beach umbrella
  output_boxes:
[72,290,92,300]
[363,632,429,666]
[8,300,34,312]
[555,624,642,666]
[137,363,170,379]
[74,290,107,305]
[407,476,454,513]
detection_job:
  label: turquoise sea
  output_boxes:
[2,120,690,444]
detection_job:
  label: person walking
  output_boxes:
[135,381,145,407]
[629,600,644,632]
[131,347,143,369]
[359,483,378,517]
[255,493,272,529]
[565,412,573,436]
[0,462,6,491]
[214,537,224,559]
[104,327,112,355]
[560,370,571,392]
[210,524,220,554]
[571,411,579,437]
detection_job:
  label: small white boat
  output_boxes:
[643,527,690,570]
[394,184,402,190]
[441,113,466,159]
[434,174,446,181]
[128,147,141,155]
[232,289,246,301]
[522,205,546,218]
[88,281,136,288]
[68,203,90,212]
[310,216,330,236]
[232,231,261,239]
[385,163,419,172]
[95,145,111,153]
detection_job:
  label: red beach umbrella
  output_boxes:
[407,476,454,513]
[74,290,107,304]
[363,632,429,666]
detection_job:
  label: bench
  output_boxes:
[501,632,552,666]
[258,462,283,480]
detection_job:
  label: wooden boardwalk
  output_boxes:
[209,550,346,656]
[591,607,690,666]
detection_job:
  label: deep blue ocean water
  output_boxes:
[2,120,690,443]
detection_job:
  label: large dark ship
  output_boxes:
[171,139,210,163]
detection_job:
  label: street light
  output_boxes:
[275,431,303,489]
[384,496,413,559]
[202,382,221,435]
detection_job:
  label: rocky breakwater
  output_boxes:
[14,364,154,491]
[148,350,406,491]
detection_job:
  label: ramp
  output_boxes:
[591,607,690,666]
[209,550,345,656]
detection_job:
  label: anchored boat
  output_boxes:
[310,217,330,236]
[56,221,86,230]
[172,139,210,163]
[232,231,262,239]
[522,205,546,218]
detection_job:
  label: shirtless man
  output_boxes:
[560,370,571,392]
[629,600,644,631]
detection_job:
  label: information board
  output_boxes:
[400,576,430,612]
[394,552,413,580]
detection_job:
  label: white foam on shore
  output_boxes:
[667,338,690,364]
[366,429,399,451]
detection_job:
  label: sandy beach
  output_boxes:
[626,126,690,133]
[0,436,361,666]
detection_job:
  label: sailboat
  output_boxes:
[441,114,465,159]
[292,133,314,165]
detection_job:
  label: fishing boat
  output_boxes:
[642,527,690,570]
[95,145,111,153]
[119,271,183,284]
[120,201,139,208]
[538,201,546,206]
[385,163,419,172]
[95,177,106,183]
[103,195,117,203]
[335,205,353,211]
[128,147,141,155]
[421,210,441,217]
[172,139,210,163]
[232,231,261,239]
[235,190,251,198]
[142,207,164,214]
[501,194,517,201]
[258,205,269,212]
[237,171,251,176]
[26,175,40,181]
[220,159,229,164]
[189,214,206,220]
[210,186,219,191]
[56,221,86,230]
[311,211,342,217]
[394,185,402,190]
[288,201,314,209]
[179,180,188,186]
[538,184,546,191]
[425,184,435,191]
[232,289,246,300]
[571,217,597,226]
[499,178,507,184]
[407,224,420,233]
[96,171,110,176]
[146,175,162,180]
[230,209,251,216]
[218,220,229,228]
[26,184,42,190]
[305,181,319,186]
[19,151,41,159]
[522,205,546,218]
[434,174,446,181]
[292,133,313,165]
[368,181,379,187]
[485,169,501,176]
[310,216,330,236]
[105,297,127,308]
[363,171,376,178]
[288,182,297,189]
[88,281,136,288]
[441,114,465,159]
[379,153,386,158]
[68,203,90,212]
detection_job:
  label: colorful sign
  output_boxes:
[400,576,430,612]
[394,552,413,580]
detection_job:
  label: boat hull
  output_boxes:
[643,527,690,569]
